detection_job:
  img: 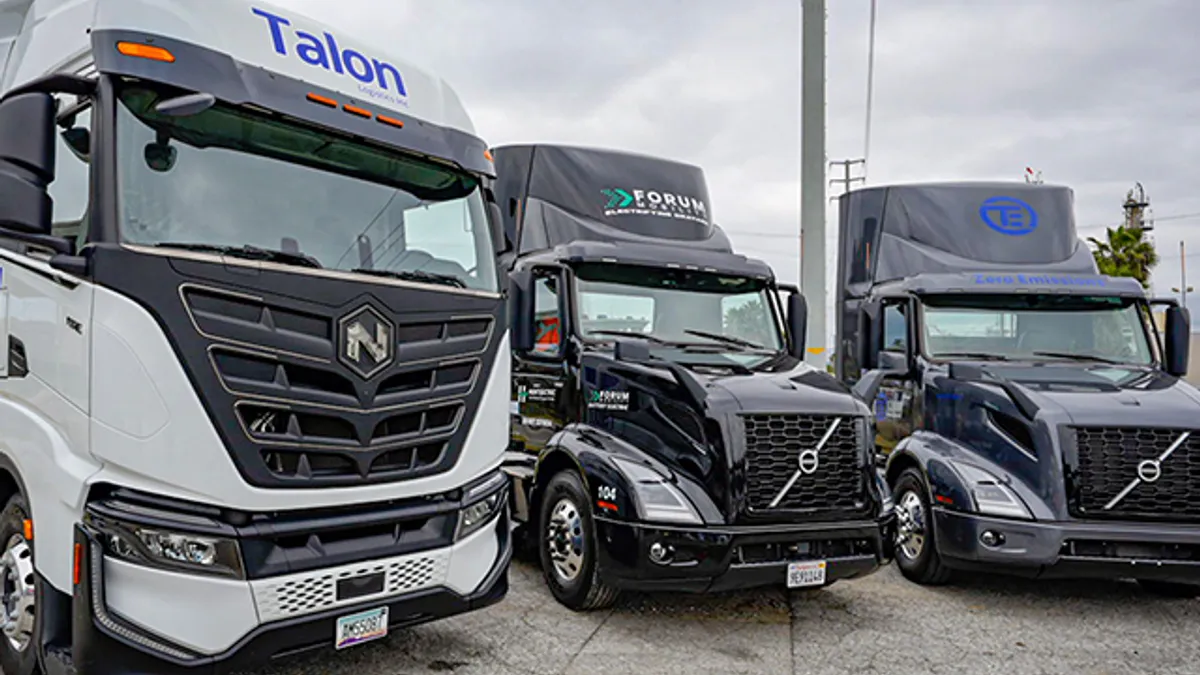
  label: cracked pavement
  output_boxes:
[250,561,1200,675]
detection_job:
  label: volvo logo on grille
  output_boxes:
[768,417,843,509]
[1137,459,1162,483]
[1103,430,1190,511]
[797,449,820,475]
[337,304,395,379]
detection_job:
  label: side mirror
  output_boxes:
[488,200,506,254]
[858,301,882,370]
[1165,304,1190,377]
[508,269,535,353]
[851,368,906,404]
[0,92,56,236]
[786,290,808,359]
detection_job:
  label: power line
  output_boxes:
[1079,211,1200,230]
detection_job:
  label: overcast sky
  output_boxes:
[281,0,1200,343]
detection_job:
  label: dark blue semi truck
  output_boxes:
[836,181,1200,594]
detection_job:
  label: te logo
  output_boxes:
[980,196,1038,236]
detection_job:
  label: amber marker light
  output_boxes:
[116,42,175,63]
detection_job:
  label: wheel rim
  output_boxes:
[895,490,927,561]
[546,498,585,583]
[0,534,35,653]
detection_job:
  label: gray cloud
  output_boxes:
[276,0,1199,345]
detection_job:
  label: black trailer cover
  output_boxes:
[836,182,1098,301]
[491,144,732,254]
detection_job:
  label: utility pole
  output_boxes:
[800,0,826,366]
[1173,240,1192,309]
[829,159,866,201]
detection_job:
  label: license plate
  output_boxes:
[787,560,827,588]
[335,606,389,650]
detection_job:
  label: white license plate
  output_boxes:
[335,606,389,650]
[787,560,827,588]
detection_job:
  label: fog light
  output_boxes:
[648,541,674,565]
[980,530,1005,547]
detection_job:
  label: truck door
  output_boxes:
[512,267,570,455]
[874,298,918,457]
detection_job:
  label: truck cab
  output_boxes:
[495,144,894,610]
[837,181,1200,593]
[0,2,511,673]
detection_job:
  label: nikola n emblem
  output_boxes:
[337,304,395,379]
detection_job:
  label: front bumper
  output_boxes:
[593,513,894,593]
[65,508,511,675]
[935,508,1200,582]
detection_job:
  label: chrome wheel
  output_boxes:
[546,498,585,583]
[895,490,926,561]
[0,534,35,653]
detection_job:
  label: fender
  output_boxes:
[884,430,1053,521]
[525,423,723,527]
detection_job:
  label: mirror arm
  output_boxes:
[1,74,96,103]
[0,230,72,256]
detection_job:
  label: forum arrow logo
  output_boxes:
[601,188,634,208]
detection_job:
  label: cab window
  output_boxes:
[533,272,561,357]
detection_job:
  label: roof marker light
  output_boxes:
[484,149,494,162]
[116,42,175,63]
[343,104,371,119]
[377,114,405,129]
[306,93,337,108]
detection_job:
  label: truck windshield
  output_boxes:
[920,293,1156,366]
[113,83,498,293]
[571,263,783,355]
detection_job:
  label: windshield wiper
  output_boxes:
[586,330,671,345]
[350,268,466,289]
[683,329,771,351]
[1031,351,1122,365]
[936,352,1010,361]
[155,242,322,268]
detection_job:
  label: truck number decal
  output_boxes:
[598,485,617,501]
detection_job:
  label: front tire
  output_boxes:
[537,471,618,611]
[892,468,952,585]
[0,492,41,675]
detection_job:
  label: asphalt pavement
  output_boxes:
[247,559,1200,675]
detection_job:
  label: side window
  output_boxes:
[532,272,561,357]
[49,95,93,246]
[882,302,908,352]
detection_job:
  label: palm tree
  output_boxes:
[1088,224,1158,288]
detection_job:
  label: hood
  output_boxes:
[696,362,869,418]
[976,364,1200,428]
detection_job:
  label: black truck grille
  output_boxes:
[1071,426,1200,521]
[181,284,495,487]
[742,414,865,513]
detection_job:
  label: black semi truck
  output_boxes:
[493,144,895,610]
[836,181,1200,594]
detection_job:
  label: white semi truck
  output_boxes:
[0,1,513,672]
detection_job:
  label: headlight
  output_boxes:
[87,514,245,579]
[956,463,1032,520]
[456,470,508,541]
[612,456,702,525]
